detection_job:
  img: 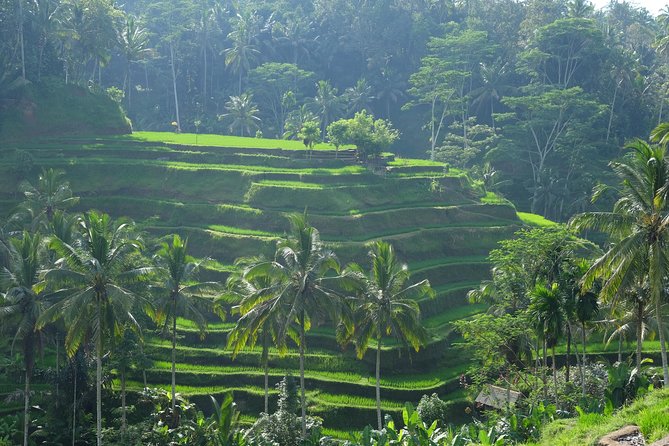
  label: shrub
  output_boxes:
[417,393,450,426]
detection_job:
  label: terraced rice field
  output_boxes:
[0,132,522,430]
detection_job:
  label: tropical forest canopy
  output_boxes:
[4,0,669,219]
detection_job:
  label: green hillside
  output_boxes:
[0,81,131,140]
[0,132,522,430]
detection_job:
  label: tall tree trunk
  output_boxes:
[170,42,181,132]
[72,360,77,446]
[542,339,547,400]
[605,81,619,144]
[126,67,132,114]
[121,365,127,434]
[238,69,242,96]
[552,346,557,406]
[202,41,207,109]
[171,297,177,423]
[650,245,668,383]
[490,95,496,134]
[23,368,30,446]
[56,334,60,398]
[38,39,45,81]
[262,338,269,414]
[618,334,623,363]
[656,298,669,384]
[96,304,102,446]
[18,0,26,80]
[637,298,643,370]
[375,336,382,430]
[582,322,588,396]
[565,324,571,382]
[299,314,306,437]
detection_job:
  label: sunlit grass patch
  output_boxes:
[131,131,338,151]
[517,211,558,227]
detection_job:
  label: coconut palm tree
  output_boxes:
[37,211,149,446]
[570,139,669,384]
[311,80,343,137]
[575,288,599,395]
[344,78,374,115]
[241,213,342,436]
[0,232,47,446]
[118,15,153,113]
[343,241,433,429]
[529,283,565,401]
[220,93,261,137]
[225,256,287,414]
[604,280,654,369]
[224,11,261,94]
[13,168,79,230]
[150,234,219,423]
[469,59,513,132]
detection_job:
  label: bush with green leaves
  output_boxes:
[416,393,450,427]
[244,376,322,446]
[0,415,19,446]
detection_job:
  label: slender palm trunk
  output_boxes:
[606,81,619,143]
[72,360,77,446]
[565,325,571,382]
[238,70,242,95]
[96,304,102,446]
[551,346,557,406]
[140,343,147,388]
[650,247,668,383]
[299,317,306,437]
[56,335,60,398]
[490,95,496,133]
[171,297,177,422]
[636,297,644,369]
[375,337,382,430]
[618,335,623,363]
[582,322,588,396]
[169,42,181,132]
[542,340,547,400]
[23,369,30,446]
[19,0,26,80]
[121,366,127,434]
[581,322,587,370]
[656,298,669,384]
[262,338,269,413]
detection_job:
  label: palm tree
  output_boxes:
[31,0,64,81]
[150,234,219,423]
[224,12,261,94]
[570,139,669,384]
[37,211,149,446]
[311,80,343,138]
[529,283,565,401]
[118,15,152,113]
[0,232,46,446]
[344,241,433,429]
[220,93,261,137]
[13,168,79,230]
[469,59,513,132]
[225,256,286,414]
[604,284,652,368]
[241,213,342,436]
[575,289,599,395]
[344,78,374,115]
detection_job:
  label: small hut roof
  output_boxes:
[475,384,522,409]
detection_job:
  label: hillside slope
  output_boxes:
[0,80,131,140]
[0,133,522,430]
